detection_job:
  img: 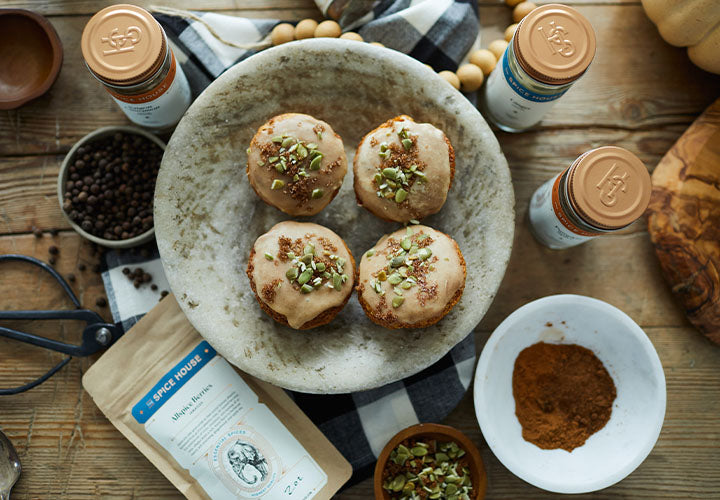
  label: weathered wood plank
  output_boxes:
[0,0,641,17]
[0,124,682,233]
[1,325,718,499]
[0,5,717,157]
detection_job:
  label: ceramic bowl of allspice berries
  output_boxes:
[57,126,165,248]
[473,294,666,494]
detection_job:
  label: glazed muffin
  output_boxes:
[357,225,465,329]
[246,221,356,329]
[353,115,455,222]
[246,113,347,216]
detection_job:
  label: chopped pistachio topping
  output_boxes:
[251,133,327,200]
[311,188,324,199]
[409,219,420,225]
[264,252,274,261]
[309,155,323,170]
[283,238,347,295]
[373,127,427,203]
[370,229,437,309]
[366,249,375,257]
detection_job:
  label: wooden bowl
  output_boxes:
[0,9,63,110]
[57,126,165,248]
[373,423,487,500]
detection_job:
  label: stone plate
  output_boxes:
[154,39,514,393]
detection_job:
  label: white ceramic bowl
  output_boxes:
[57,125,165,248]
[474,294,666,494]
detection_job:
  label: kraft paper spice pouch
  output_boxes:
[82,295,351,500]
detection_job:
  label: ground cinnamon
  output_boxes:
[512,342,616,452]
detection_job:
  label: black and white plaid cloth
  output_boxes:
[102,0,479,485]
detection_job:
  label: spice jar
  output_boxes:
[81,4,191,130]
[528,146,652,249]
[481,3,596,132]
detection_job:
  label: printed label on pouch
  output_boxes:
[484,51,567,130]
[132,341,327,499]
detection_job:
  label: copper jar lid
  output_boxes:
[567,146,652,230]
[81,4,165,85]
[514,3,596,85]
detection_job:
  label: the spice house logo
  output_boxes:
[596,163,629,207]
[101,26,142,55]
[538,21,575,57]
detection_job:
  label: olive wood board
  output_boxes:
[647,97,720,344]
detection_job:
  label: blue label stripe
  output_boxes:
[132,341,217,424]
[502,51,567,103]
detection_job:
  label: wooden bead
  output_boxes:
[271,23,295,45]
[505,0,524,6]
[505,23,518,42]
[315,20,342,38]
[369,42,385,48]
[488,39,509,60]
[438,70,460,90]
[340,32,364,42]
[294,19,318,40]
[469,49,497,75]
[513,2,537,23]
[457,64,484,92]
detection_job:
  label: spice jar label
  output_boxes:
[529,175,597,248]
[106,51,191,128]
[130,339,327,499]
[483,51,568,131]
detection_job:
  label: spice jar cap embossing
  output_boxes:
[568,146,651,230]
[81,4,165,85]
[514,3,596,85]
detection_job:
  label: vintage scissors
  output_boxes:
[0,254,122,395]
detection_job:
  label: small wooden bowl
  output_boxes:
[0,9,63,110]
[57,126,165,248]
[373,423,487,500]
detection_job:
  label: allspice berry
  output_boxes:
[314,20,342,38]
[457,64,484,92]
[505,23,518,42]
[469,49,497,75]
[271,23,295,45]
[339,31,363,42]
[513,2,537,23]
[488,39,509,60]
[294,19,318,40]
[505,0,524,6]
[438,70,460,90]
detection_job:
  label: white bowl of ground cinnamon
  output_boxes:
[473,294,666,494]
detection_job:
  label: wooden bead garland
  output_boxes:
[269,1,538,93]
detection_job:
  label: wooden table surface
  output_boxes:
[1,0,719,498]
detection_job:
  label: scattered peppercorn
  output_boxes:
[95,297,107,307]
[78,263,86,271]
[67,273,76,282]
[61,132,163,241]
[33,227,43,238]
[161,290,169,297]
[48,245,59,255]
[49,256,56,265]
[122,267,130,275]
[151,284,158,291]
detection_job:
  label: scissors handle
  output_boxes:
[0,321,119,357]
